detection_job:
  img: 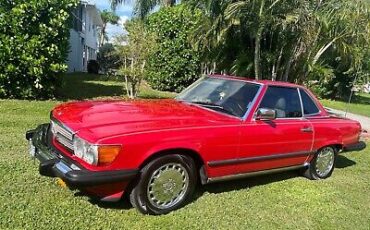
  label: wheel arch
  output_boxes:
[139,148,205,172]
[317,143,343,153]
[306,143,343,163]
[125,147,206,202]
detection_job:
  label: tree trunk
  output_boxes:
[129,59,134,99]
[283,54,293,82]
[312,37,339,65]
[274,47,283,81]
[254,25,264,80]
[100,24,106,47]
[271,64,276,81]
[124,58,130,97]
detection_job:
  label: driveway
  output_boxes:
[325,107,370,133]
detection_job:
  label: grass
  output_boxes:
[0,73,370,229]
[56,73,176,100]
[320,93,370,117]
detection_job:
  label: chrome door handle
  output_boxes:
[301,127,313,133]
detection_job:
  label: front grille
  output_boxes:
[51,120,74,151]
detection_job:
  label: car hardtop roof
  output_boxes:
[208,74,304,89]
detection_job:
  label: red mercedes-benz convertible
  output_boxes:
[26,75,365,215]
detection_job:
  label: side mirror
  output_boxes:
[256,108,276,120]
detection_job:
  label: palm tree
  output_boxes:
[109,0,176,19]
[190,0,301,79]
[99,10,120,46]
[190,0,370,84]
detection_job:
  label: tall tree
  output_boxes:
[99,10,120,46]
[114,20,157,98]
[109,0,176,19]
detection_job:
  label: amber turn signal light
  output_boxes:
[98,145,121,165]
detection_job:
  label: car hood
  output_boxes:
[52,99,239,142]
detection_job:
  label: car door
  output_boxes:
[236,86,314,174]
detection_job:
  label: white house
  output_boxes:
[67,1,103,72]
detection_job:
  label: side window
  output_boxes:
[299,89,320,115]
[259,86,302,118]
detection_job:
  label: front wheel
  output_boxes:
[302,146,336,180]
[129,154,197,215]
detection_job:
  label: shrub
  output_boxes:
[87,60,99,74]
[114,20,157,98]
[0,0,78,99]
[145,5,202,92]
[97,43,120,73]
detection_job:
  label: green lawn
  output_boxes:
[56,73,176,100]
[1,73,370,229]
[321,93,370,117]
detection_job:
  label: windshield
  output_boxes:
[177,76,261,117]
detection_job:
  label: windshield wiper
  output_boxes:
[190,101,235,116]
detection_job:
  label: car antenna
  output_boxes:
[345,75,358,118]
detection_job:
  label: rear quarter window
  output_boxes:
[299,89,320,115]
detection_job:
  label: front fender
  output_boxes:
[137,140,203,167]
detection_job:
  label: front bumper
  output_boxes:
[26,124,138,188]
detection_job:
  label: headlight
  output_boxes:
[73,135,121,166]
[73,136,86,158]
[73,136,98,165]
[83,145,98,165]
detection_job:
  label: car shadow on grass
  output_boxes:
[83,155,357,212]
[335,154,356,168]
[74,191,133,210]
[199,170,299,196]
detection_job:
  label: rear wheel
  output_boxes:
[129,154,197,215]
[302,146,336,180]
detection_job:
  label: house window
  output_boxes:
[83,45,86,67]
[71,5,83,32]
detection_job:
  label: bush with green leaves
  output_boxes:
[146,5,202,92]
[114,20,157,98]
[0,0,77,99]
[97,43,121,73]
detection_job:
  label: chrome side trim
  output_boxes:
[207,165,306,183]
[208,151,312,167]
[297,88,305,117]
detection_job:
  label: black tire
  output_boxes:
[129,186,148,214]
[129,154,197,215]
[302,146,337,180]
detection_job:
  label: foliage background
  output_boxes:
[184,0,370,99]
[97,43,121,73]
[0,0,77,99]
[145,5,203,92]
